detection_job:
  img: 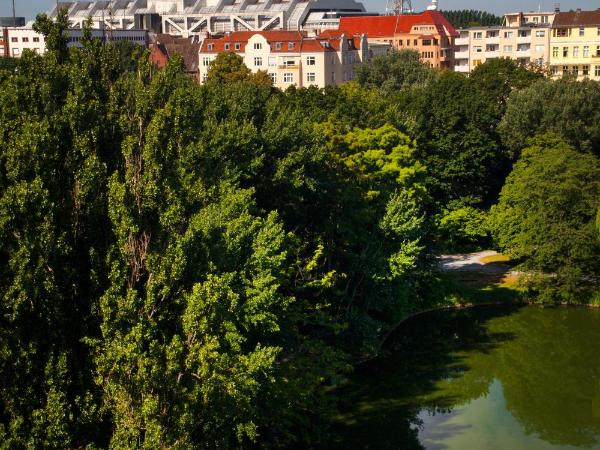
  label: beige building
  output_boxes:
[549,9,600,80]
[198,30,369,89]
[454,11,555,73]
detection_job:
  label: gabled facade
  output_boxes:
[338,11,458,69]
[549,9,600,80]
[198,30,368,88]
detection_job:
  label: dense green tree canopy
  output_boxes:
[490,135,600,299]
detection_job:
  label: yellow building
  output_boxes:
[549,9,600,80]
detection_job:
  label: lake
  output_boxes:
[332,306,600,450]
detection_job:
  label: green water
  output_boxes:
[333,306,600,450]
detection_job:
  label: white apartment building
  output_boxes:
[454,11,555,73]
[5,27,149,58]
[198,30,369,89]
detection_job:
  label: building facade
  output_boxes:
[454,11,555,73]
[47,0,371,37]
[198,30,368,88]
[4,27,148,58]
[337,10,457,69]
[549,9,600,80]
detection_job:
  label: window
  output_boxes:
[535,58,544,66]
[563,47,568,57]
[563,65,569,75]
[207,43,213,50]
[422,39,432,46]
[268,56,276,66]
[535,44,544,53]
[22,37,29,43]
[535,30,545,37]
[202,73,208,82]
[253,57,262,67]
[518,30,529,37]
[542,15,548,23]
[584,46,590,57]
[283,72,293,83]
[202,56,211,67]
[473,31,482,39]
[556,28,569,37]
[11,37,17,42]
[235,43,240,50]
[551,66,559,76]
[12,48,19,56]
[306,55,315,65]
[597,46,600,57]
[331,71,335,82]
[503,45,513,53]
[573,66,578,77]
[596,65,600,76]
[275,42,281,50]
[283,57,296,66]
[224,43,230,50]
[504,31,513,38]
[553,47,559,58]
[579,27,585,36]
[269,72,277,83]
[583,65,589,76]
[474,46,482,53]
[306,72,315,82]
[253,43,262,49]
[573,46,579,57]
[288,42,294,49]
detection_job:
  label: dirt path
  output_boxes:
[438,251,511,275]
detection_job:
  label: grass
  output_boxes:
[479,253,512,264]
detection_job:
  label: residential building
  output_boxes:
[5,27,148,58]
[454,11,555,73]
[0,27,7,57]
[549,9,600,80]
[198,30,368,89]
[150,34,201,79]
[337,10,458,69]
[47,0,372,37]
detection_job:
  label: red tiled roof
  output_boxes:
[199,30,360,53]
[553,10,600,27]
[338,11,458,38]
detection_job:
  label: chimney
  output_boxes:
[554,3,560,12]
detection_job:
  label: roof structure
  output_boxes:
[552,9,600,28]
[338,10,458,38]
[199,29,362,53]
[151,34,200,72]
[48,0,370,37]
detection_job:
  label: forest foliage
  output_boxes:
[441,9,503,28]
[0,10,598,449]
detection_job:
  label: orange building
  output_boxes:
[338,11,457,69]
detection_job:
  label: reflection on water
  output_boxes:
[330,306,600,450]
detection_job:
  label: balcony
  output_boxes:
[516,50,531,57]
[485,50,500,58]
[517,36,531,44]
[485,37,500,44]
[455,37,469,46]
[454,50,469,59]
[278,64,299,69]
[454,65,470,73]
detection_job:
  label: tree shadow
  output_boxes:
[323,305,522,450]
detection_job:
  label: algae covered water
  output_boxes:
[333,306,600,449]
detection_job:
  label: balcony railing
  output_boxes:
[455,37,469,46]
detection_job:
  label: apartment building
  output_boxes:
[5,27,148,58]
[549,9,600,80]
[198,30,368,89]
[337,10,457,69]
[454,11,555,73]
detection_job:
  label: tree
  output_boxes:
[499,78,600,158]
[355,50,436,93]
[489,134,600,300]
[441,9,502,28]
[206,52,252,84]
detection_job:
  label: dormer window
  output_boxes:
[275,42,282,50]
[235,43,241,50]
[225,43,230,50]
[207,43,214,50]
[288,42,295,49]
